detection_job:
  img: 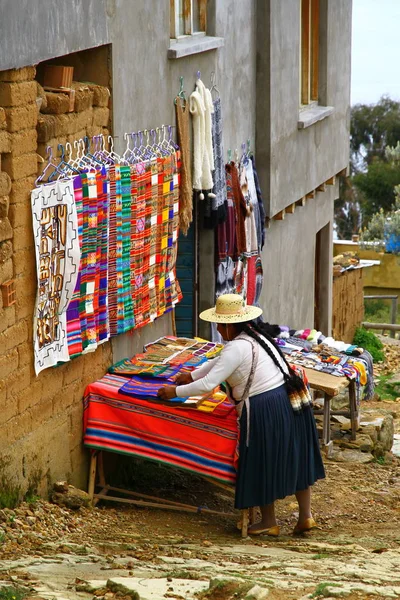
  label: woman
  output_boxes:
[158,294,325,536]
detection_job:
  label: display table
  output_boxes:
[83,373,244,528]
[83,368,358,535]
[305,369,358,456]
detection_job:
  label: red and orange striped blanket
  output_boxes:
[83,373,238,484]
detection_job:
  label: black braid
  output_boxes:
[241,322,305,394]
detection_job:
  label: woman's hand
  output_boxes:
[157,385,177,400]
[174,372,193,385]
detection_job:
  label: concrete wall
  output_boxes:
[0,0,109,71]
[256,0,352,216]
[259,184,336,331]
[108,0,257,340]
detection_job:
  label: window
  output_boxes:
[170,0,207,39]
[300,0,319,105]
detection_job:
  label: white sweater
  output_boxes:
[176,333,286,400]
[189,78,214,191]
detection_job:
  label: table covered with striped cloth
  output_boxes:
[83,373,238,484]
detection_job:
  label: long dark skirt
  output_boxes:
[235,384,325,509]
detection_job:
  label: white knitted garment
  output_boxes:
[189,78,214,191]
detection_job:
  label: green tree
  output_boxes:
[351,96,400,171]
[334,96,400,234]
[353,157,400,222]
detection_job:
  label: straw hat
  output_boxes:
[199,294,263,324]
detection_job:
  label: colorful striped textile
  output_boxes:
[107,165,119,336]
[109,358,181,379]
[36,149,183,372]
[119,376,183,400]
[83,373,238,484]
[66,175,84,357]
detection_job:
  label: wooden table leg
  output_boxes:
[348,380,358,441]
[88,451,98,501]
[323,392,331,446]
[241,509,249,538]
[94,450,108,507]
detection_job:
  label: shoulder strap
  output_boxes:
[235,337,259,447]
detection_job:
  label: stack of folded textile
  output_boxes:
[108,336,228,413]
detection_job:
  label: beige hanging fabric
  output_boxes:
[175,96,193,236]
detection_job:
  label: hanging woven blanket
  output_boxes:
[31,179,80,375]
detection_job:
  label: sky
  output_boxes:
[351,0,400,105]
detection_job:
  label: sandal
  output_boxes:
[293,518,318,535]
[248,525,280,537]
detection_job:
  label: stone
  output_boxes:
[0,172,12,196]
[339,434,374,453]
[360,411,394,451]
[2,152,38,180]
[0,196,9,219]
[0,107,6,129]
[37,114,59,142]
[0,66,36,82]
[332,415,351,431]
[0,129,11,153]
[8,128,37,157]
[4,103,37,133]
[0,241,13,265]
[0,81,37,107]
[359,424,378,443]
[339,449,374,464]
[0,218,13,242]
[86,84,110,107]
[373,442,385,459]
[41,92,71,115]
[51,484,91,510]
[244,584,270,599]
[392,434,400,458]
[71,82,94,112]
[92,107,110,128]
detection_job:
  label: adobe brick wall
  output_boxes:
[0,65,113,496]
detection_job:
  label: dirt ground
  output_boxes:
[1,341,400,599]
[1,431,400,600]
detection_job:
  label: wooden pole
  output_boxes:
[391,297,398,338]
[361,322,400,331]
[93,493,236,517]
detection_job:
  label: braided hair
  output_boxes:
[239,321,305,395]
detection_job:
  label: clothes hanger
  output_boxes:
[174,76,187,107]
[167,125,179,151]
[246,138,252,158]
[156,127,169,156]
[107,135,121,163]
[160,125,172,155]
[48,143,80,181]
[84,136,103,167]
[121,132,133,164]
[210,71,220,99]
[35,146,62,185]
[143,128,155,159]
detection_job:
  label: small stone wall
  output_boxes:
[0,65,112,497]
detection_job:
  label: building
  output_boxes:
[0,0,352,494]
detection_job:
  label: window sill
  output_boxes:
[298,105,335,129]
[168,36,224,59]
